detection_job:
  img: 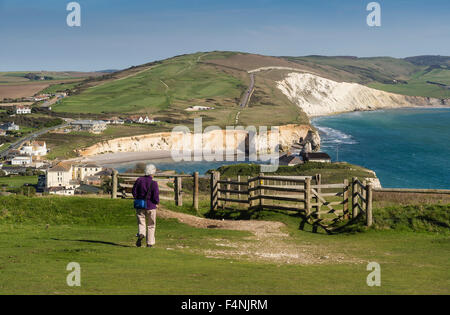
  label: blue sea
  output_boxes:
[312,108,450,189]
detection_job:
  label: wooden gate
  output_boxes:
[210,172,372,233]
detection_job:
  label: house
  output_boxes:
[186,106,215,111]
[44,162,105,194]
[19,141,47,156]
[302,152,332,163]
[45,162,77,189]
[0,122,19,131]
[279,153,303,166]
[73,163,102,183]
[129,115,158,124]
[70,120,107,133]
[33,94,50,102]
[105,117,124,125]
[11,155,33,166]
[15,105,32,115]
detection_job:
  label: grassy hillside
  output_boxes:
[0,195,448,294]
[50,52,311,128]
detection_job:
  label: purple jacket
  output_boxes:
[132,176,159,210]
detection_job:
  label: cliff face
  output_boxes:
[277,73,450,117]
[78,124,312,157]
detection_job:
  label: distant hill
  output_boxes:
[404,55,450,67]
[48,52,449,124]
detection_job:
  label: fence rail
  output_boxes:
[111,170,200,210]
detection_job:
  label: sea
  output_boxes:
[312,108,450,189]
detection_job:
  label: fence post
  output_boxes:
[210,171,218,211]
[343,178,349,219]
[175,176,183,206]
[237,175,241,200]
[314,174,321,214]
[352,177,358,218]
[366,184,373,227]
[304,177,311,215]
[112,170,118,199]
[362,180,367,210]
[226,178,231,207]
[248,178,254,208]
[193,172,199,211]
[259,173,264,209]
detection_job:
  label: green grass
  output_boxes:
[215,162,376,183]
[54,53,245,115]
[0,176,38,189]
[368,68,450,98]
[0,196,448,294]
[38,124,171,160]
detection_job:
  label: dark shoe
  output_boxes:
[136,234,145,247]
[146,245,153,248]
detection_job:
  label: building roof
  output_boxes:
[48,162,72,172]
[304,152,331,160]
[279,153,303,165]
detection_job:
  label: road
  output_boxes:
[240,73,255,108]
[0,122,69,158]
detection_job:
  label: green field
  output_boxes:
[0,196,448,294]
[54,53,245,115]
[368,67,450,98]
[0,176,37,188]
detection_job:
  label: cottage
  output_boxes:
[302,152,331,163]
[15,105,32,115]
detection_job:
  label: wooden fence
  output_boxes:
[210,172,374,232]
[111,171,200,210]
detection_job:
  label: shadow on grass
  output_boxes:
[51,238,133,248]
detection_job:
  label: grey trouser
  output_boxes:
[136,209,156,246]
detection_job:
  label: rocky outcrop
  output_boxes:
[78,124,312,157]
[277,73,450,117]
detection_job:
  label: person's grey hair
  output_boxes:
[145,164,156,176]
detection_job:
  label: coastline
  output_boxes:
[308,104,450,119]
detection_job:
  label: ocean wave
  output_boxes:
[314,125,357,145]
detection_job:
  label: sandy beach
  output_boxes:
[71,150,174,165]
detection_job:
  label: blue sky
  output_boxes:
[1,0,449,71]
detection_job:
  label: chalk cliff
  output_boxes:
[277,73,450,117]
[78,124,313,157]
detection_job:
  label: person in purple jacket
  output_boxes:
[132,164,159,248]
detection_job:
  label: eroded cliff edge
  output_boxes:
[277,73,450,117]
[78,124,314,157]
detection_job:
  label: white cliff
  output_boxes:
[277,73,449,117]
[78,124,312,157]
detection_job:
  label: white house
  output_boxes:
[44,162,104,194]
[45,162,76,189]
[11,156,33,166]
[20,141,47,156]
[15,105,32,115]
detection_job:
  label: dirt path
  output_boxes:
[157,207,362,265]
